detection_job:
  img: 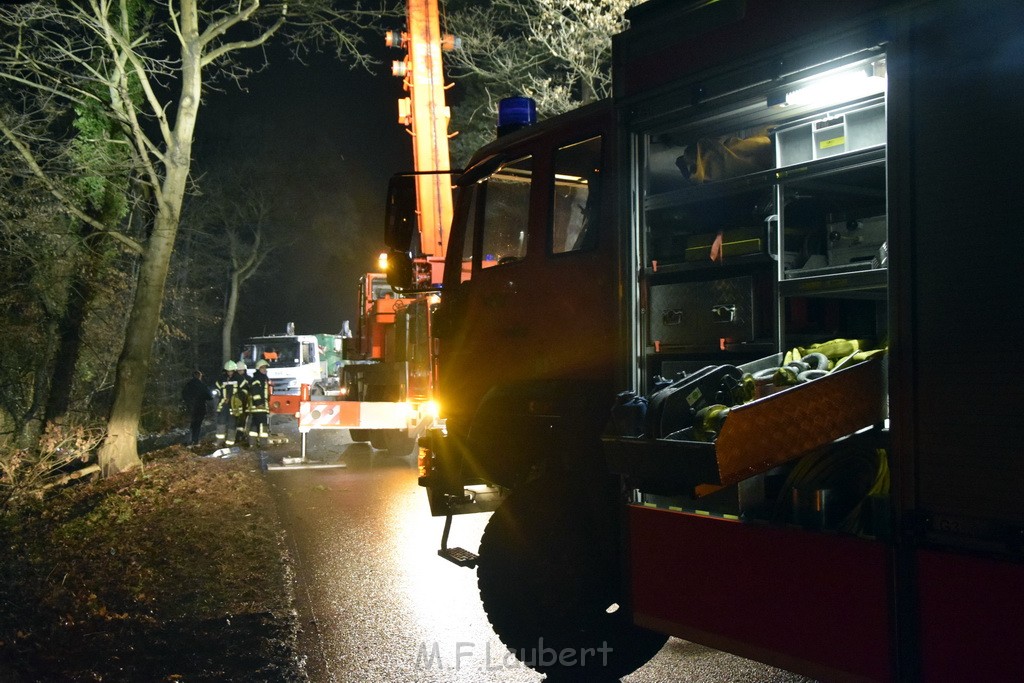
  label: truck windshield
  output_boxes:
[368,275,395,301]
[240,340,303,368]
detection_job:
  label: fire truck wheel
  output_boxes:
[477,475,667,680]
[368,430,416,457]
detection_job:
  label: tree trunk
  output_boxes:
[17,324,58,448]
[97,33,203,475]
[43,268,94,425]
[222,271,240,364]
[98,200,183,474]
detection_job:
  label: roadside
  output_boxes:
[0,440,308,682]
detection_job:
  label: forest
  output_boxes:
[0,0,637,498]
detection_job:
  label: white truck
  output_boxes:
[239,326,344,398]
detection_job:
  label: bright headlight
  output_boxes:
[423,400,441,419]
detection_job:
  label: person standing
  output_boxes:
[248,359,272,470]
[233,361,250,446]
[181,370,210,446]
[215,360,239,449]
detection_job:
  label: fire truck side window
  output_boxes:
[480,155,532,268]
[551,136,602,254]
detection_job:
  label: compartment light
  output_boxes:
[771,59,886,108]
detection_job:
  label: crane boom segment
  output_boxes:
[397,0,454,281]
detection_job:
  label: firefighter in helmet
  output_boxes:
[214,360,239,448]
[233,361,250,446]
[248,359,272,470]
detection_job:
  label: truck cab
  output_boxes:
[240,333,341,396]
[417,0,1024,680]
[431,103,623,487]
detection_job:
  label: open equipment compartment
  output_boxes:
[604,353,885,494]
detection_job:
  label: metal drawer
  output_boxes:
[648,276,755,350]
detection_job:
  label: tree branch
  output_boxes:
[198,0,263,45]
[202,13,288,67]
[0,116,144,254]
[98,1,174,153]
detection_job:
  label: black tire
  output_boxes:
[368,431,388,449]
[383,430,417,458]
[348,429,371,443]
[477,475,667,681]
[365,429,416,457]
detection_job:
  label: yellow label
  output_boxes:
[819,136,846,149]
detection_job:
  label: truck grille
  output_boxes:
[270,378,296,394]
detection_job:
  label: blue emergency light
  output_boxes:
[497,96,537,136]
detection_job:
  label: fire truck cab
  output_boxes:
[416,0,1024,679]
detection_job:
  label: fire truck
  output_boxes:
[296,0,454,457]
[338,271,438,456]
[403,0,1024,680]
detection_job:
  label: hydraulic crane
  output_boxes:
[384,0,456,286]
[297,0,457,458]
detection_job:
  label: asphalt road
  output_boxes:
[267,423,815,683]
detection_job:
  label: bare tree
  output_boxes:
[223,226,269,363]
[0,1,399,475]
[442,0,642,162]
[214,188,277,364]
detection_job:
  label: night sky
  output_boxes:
[195,42,413,340]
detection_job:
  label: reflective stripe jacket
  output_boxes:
[247,370,270,413]
[215,373,237,413]
[232,372,250,417]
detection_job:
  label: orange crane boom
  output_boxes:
[387,0,455,286]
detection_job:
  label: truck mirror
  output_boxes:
[384,174,417,253]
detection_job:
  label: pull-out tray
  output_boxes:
[604,354,885,493]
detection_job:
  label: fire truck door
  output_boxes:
[439,108,618,438]
[439,154,535,424]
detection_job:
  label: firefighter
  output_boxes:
[214,360,239,448]
[248,359,272,470]
[233,361,250,446]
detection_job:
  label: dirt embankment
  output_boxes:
[0,446,307,682]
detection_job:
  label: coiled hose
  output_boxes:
[772,443,889,535]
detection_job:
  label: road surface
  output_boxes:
[267,423,815,682]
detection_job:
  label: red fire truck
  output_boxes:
[401,0,1024,679]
